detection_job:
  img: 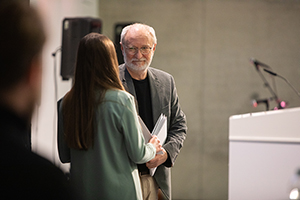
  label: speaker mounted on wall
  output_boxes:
[60,17,102,80]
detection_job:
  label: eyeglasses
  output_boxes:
[124,46,153,55]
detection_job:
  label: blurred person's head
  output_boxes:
[0,0,45,121]
[63,33,124,150]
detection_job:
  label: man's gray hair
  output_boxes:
[120,23,157,45]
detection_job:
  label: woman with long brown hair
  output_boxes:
[57,33,161,200]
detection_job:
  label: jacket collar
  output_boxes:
[120,64,137,98]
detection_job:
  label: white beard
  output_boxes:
[124,53,154,72]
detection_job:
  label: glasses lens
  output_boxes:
[126,46,152,55]
[140,47,151,55]
[128,47,136,55]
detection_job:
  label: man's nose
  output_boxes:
[135,49,143,59]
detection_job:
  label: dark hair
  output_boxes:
[0,0,46,92]
[63,33,124,150]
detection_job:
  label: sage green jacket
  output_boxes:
[58,89,156,200]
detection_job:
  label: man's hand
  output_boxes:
[146,148,168,169]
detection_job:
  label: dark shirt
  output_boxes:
[0,105,76,199]
[132,76,154,132]
[132,75,154,173]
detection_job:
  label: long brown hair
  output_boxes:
[63,33,124,150]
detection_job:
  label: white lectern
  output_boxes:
[229,107,300,200]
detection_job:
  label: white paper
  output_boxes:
[138,114,168,176]
[152,114,167,145]
[138,116,152,143]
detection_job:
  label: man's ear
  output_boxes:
[27,55,42,87]
[120,42,124,55]
[120,42,123,50]
[27,54,43,106]
[152,43,157,52]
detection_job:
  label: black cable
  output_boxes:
[264,68,300,99]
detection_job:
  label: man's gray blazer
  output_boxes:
[119,64,187,200]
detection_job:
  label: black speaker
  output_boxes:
[114,23,132,65]
[60,17,102,80]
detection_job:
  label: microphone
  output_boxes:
[250,58,271,70]
[263,68,300,99]
[250,58,279,103]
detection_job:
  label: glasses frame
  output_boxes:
[124,45,153,55]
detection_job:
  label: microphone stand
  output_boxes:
[254,65,282,110]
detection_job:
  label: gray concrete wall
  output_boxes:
[99,0,300,199]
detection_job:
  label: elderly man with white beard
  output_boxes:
[119,23,187,200]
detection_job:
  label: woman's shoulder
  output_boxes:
[104,89,134,105]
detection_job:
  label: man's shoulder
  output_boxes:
[148,67,173,81]
[118,63,126,72]
[148,67,170,75]
[1,141,65,175]
[0,143,69,189]
[118,64,126,80]
[118,64,174,82]
[119,63,125,69]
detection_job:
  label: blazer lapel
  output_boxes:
[120,64,137,99]
[148,68,163,123]
[124,68,137,99]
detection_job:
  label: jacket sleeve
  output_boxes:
[163,76,187,167]
[120,95,156,164]
[57,98,71,163]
